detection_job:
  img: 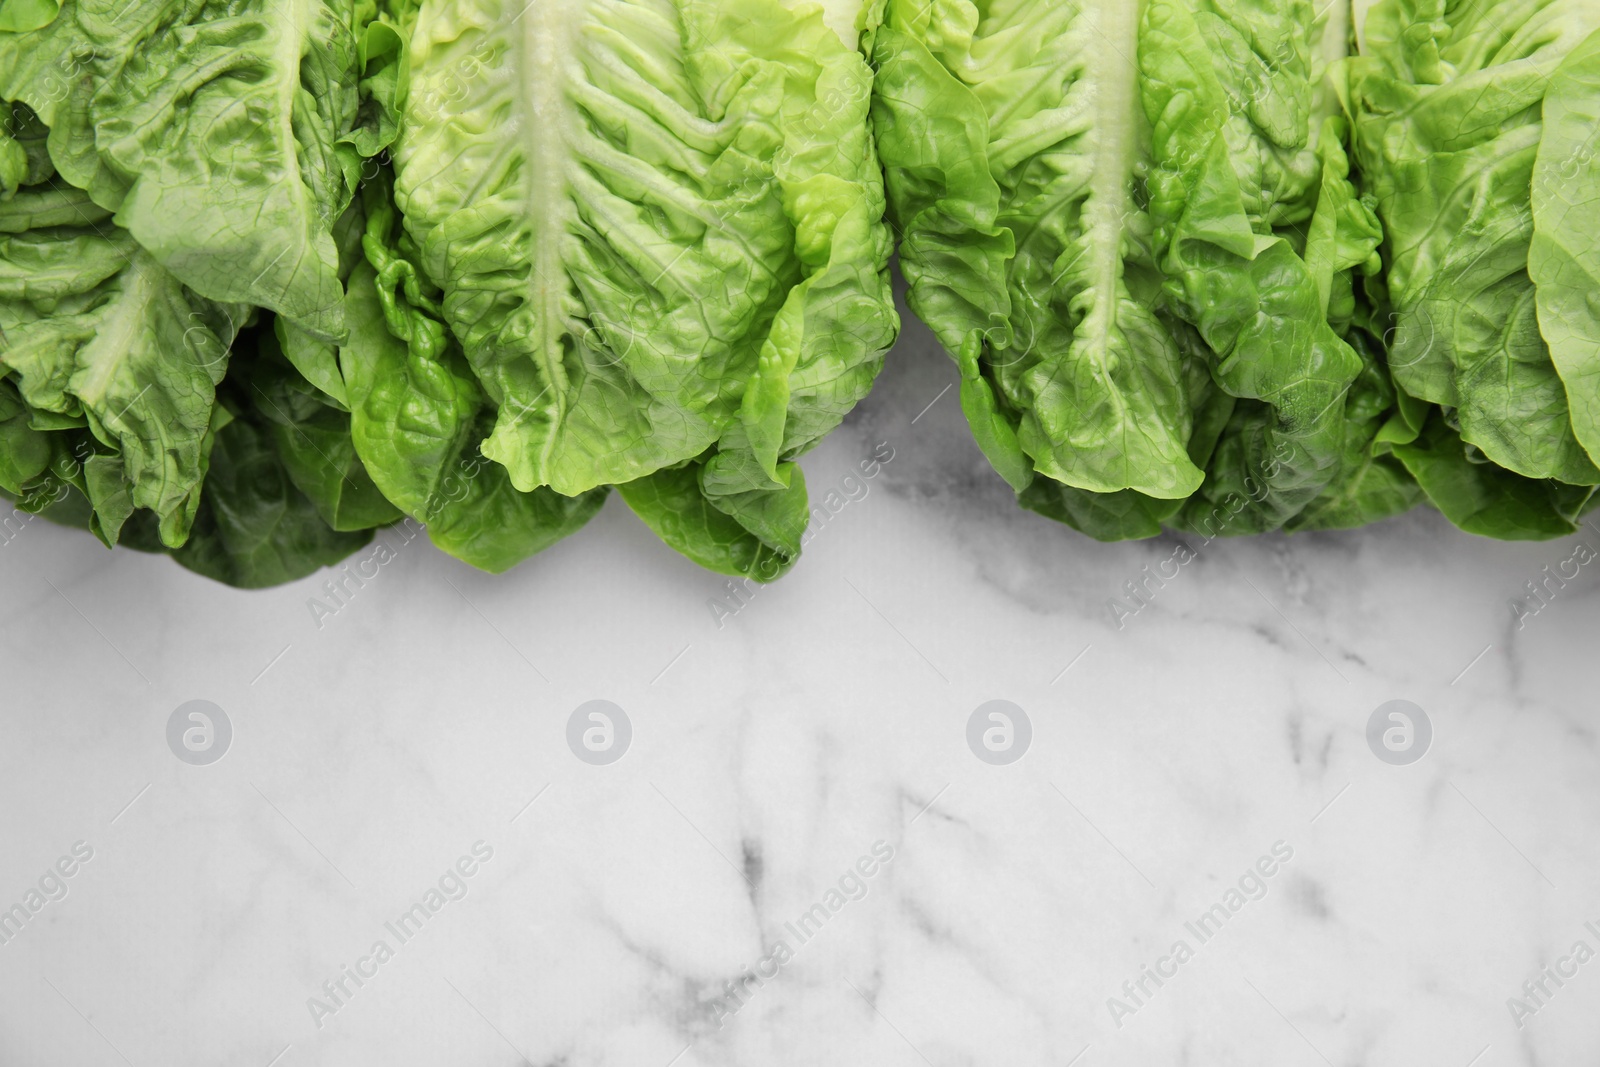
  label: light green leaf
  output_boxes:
[0,217,243,545]
[394,0,896,498]
[1351,0,1600,484]
[1145,0,1365,533]
[1530,26,1600,470]
[875,0,1203,502]
[0,0,59,34]
[0,0,402,340]
[342,190,605,573]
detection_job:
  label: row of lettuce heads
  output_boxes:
[1,0,1597,588]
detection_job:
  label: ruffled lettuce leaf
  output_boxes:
[0,0,58,32]
[1261,113,1421,533]
[0,185,245,546]
[0,376,55,499]
[0,101,52,196]
[874,0,1204,502]
[1351,0,1600,484]
[138,405,377,588]
[1285,327,1423,532]
[394,0,896,508]
[1391,410,1595,540]
[339,176,606,573]
[250,329,404,533]
[1,348,377,585]
[0,0,403,340]
[877,0,1385,538]
[1016,313,1236,540]
[1145,0,1368,534]
[1530,26,1600,471]
[617,456,805,580]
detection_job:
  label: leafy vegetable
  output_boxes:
[392,0,897,577]
[149,400,377,589]
[1349,0,1600,536]
[3,321,379,586]
[0,0,403,339]
[340,174,607,572]
[8,0,1600,589]
[0,182,245,547]
[1530,26,1600,469]
[0,0,404,581]
[873,0,1385,538]
[251,331,405,535]
[873,0,1203,506]
[1390,412,1596,541]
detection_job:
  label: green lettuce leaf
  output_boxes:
[1018,314,1237,541]
[0,0,401,340]
[1,364,378,586]
[250,329,404,533]
[1351,0,1600,484]
[1285,328,1423,532]
[876,0,1383,537]
[874,0,1203,502]
[0,0,58,33]
[1391,411,1595,540]
[1530,26,1600,470]
[150,409,376,588]
[0,191,245,546]
[1270,118,1420,533]
[393,0,897,500]
[1145,0,1368,533]
[0,100,52,195]
[340,178,606,573]
[617,457,804,581]
[0,376,51,494]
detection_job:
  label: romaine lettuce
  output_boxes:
[391,0,898,577]
[0,178,245,547]
[340,172,608,572]
[8,0,1600,588]
[1350,0,1600,537]
[2,320,381,587]
[873,0,1382,539]
[0,0,403,340]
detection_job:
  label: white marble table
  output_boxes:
[2,302,1597,1067]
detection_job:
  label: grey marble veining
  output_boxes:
[1,297,1597,1067]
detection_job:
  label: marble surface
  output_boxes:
[3,299,1599,1067]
